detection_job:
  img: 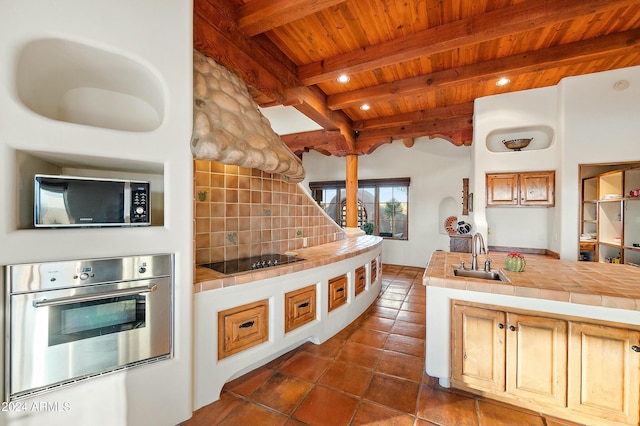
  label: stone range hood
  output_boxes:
[191,50,305,182]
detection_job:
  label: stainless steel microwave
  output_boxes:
[34,174,150,227]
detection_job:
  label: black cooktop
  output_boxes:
[201,253,305,275]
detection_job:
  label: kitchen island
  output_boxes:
[424,250,640,426]
[193,235,382,410]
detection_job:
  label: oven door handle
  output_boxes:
[32,284,158,308]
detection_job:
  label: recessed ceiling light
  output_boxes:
[360,104,370,111]
[337,74,350,83]
[496,77,510,86]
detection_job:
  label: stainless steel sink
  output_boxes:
[452,267,510,282]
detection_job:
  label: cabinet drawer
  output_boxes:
[371,258,378,282]
[355,266,366,296]
[218,299,269,359]
[328,274,347,311]
[579,241,595,252]
[285,285,316,333]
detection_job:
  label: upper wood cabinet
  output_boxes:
[486,171,555,207]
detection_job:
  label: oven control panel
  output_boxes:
[8,254,173,293]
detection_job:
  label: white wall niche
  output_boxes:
[16,38,165,132]
[15,149,165,229]
[486,125,554,153]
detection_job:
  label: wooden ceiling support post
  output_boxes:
[345,154,359,229]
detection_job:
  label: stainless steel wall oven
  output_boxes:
[4,254,173,400]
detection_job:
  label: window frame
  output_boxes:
[310,177,410,240]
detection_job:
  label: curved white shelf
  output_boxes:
[16,38,165,132]
[486,125,554,153]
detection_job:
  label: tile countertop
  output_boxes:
[423,251,640,311]
[194,235,383,293]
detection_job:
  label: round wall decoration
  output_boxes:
[444,216,457,234]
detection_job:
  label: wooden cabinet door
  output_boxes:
[568,322,640,425]
[486,173,519,206]
[218,299,269,359]
[370,258,378,282]
[520,171,555,206]
[285,285,316,333]
[506,313,567,407]
[354,266,366,296]
[451,303,506,392]
[328,274,347,311]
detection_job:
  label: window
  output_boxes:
[310,178,410,240]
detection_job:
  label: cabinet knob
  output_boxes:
[632,345,640,353]
[498,323,504,329]
[509,325,516,332]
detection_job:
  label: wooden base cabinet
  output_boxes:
[506,313,567,407]
[568,322,640,425]
[451,301,567,407]
[371,257,378,282]
[218,300,269,359]
[285,285,316,333]
[328,274,347,311]
[451,303,506,392]
[451,300,640,425]
[354,266,366,296]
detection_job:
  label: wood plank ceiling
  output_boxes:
[194,0,640,157]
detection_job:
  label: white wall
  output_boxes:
[472,86,559,251]
[0,1,193,425]
[302,139,472,267]
[558,65,640,259]
[473,65,640,260]
[304,65,640,265]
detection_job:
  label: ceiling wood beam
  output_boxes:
[238,0,347,37]
[353,103,474,131]
[352,127,473,155]
[328,28,640,110]
[195,0,356,150]
[299,0,639,85]
[356,116,474,147]
[281,129,349,156]
[284,86,355,153]
[402,138,415,148]
[194,0,289,103]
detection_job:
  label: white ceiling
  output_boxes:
[259,105,322,136]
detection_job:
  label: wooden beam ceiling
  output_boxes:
[328,29,640,111]
[237,0,348,37]
[194,0,640,157]
[298,0,639,85]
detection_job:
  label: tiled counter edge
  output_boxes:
[422,250,640,388]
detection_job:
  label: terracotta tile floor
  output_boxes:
[182,265,582,426]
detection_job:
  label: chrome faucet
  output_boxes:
[471,232,486,271]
